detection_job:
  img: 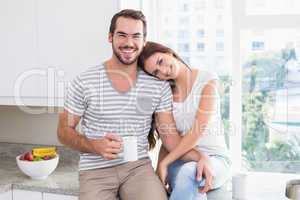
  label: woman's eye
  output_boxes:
[159,59,163,65]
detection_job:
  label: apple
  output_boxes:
[23,152,34,161]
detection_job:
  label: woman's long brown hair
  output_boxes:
[138,41,189,150]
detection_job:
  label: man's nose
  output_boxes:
[124,36,134,46]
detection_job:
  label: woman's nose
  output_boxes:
[160,67,168,75]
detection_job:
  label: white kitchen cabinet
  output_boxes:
[0,0,39,100]
[0,190,12,200]
[36,0,115,85]
[43,193,78,200]
[0,0,119,106]
[13,189,42,200]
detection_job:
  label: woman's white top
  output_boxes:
[173,70,229,157]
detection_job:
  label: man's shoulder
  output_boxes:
[73,64,103,81]
[80,64,103,76]
[138,69,168,85]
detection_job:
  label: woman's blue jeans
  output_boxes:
[167,155,231,200]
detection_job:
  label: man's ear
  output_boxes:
[143,39,147,47]
[108,33,113,43]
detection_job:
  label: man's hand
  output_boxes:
[196,156,214,193]
[89,133,122,160]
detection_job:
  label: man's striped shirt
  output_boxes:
[64,64,172,170]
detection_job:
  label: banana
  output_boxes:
[32,147,57,157]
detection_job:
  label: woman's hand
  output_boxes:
[157,159,169,185]
[196,155,214,193]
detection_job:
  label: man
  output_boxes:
[57,9,211,200]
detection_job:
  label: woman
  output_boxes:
[138,42,231,200]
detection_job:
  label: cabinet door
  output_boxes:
[0,0,118,106]
[36,0,118,100]
[0,190,12,200]
[0,0,39,100]
[13,189,42,200]
[43,193,78,200]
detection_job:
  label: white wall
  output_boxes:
[0,106,60,145]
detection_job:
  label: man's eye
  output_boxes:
[116,33,126,38]
[133,35,142,39]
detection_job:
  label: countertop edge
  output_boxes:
[12,184,79,196]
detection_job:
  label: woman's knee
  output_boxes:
[174,161,198,183]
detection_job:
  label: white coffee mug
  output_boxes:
[123,136,138,162]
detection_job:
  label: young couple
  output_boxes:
[57,9,231,200]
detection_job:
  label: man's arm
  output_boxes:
[57,109,122,160]
[57,109,92,152]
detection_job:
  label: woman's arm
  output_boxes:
[157,80,219,166]
[157,145,168,165]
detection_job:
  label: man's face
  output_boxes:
[109,17,146,65]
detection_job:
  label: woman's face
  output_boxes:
[144,52,180,80]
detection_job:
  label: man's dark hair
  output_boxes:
[109,9,147,37]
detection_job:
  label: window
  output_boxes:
[216,29,225,37]
[197,29,205,38]
[234,0,300,197]
[197,42,205,52]
[246,0,300,15]
[241,29,300,174]
[178,43,190,52]
[178,30,190,40]
[182,56,190,65]
[251,41,265,51]
[216,42,224,51]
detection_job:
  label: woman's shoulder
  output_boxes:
[195,69,219,85]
